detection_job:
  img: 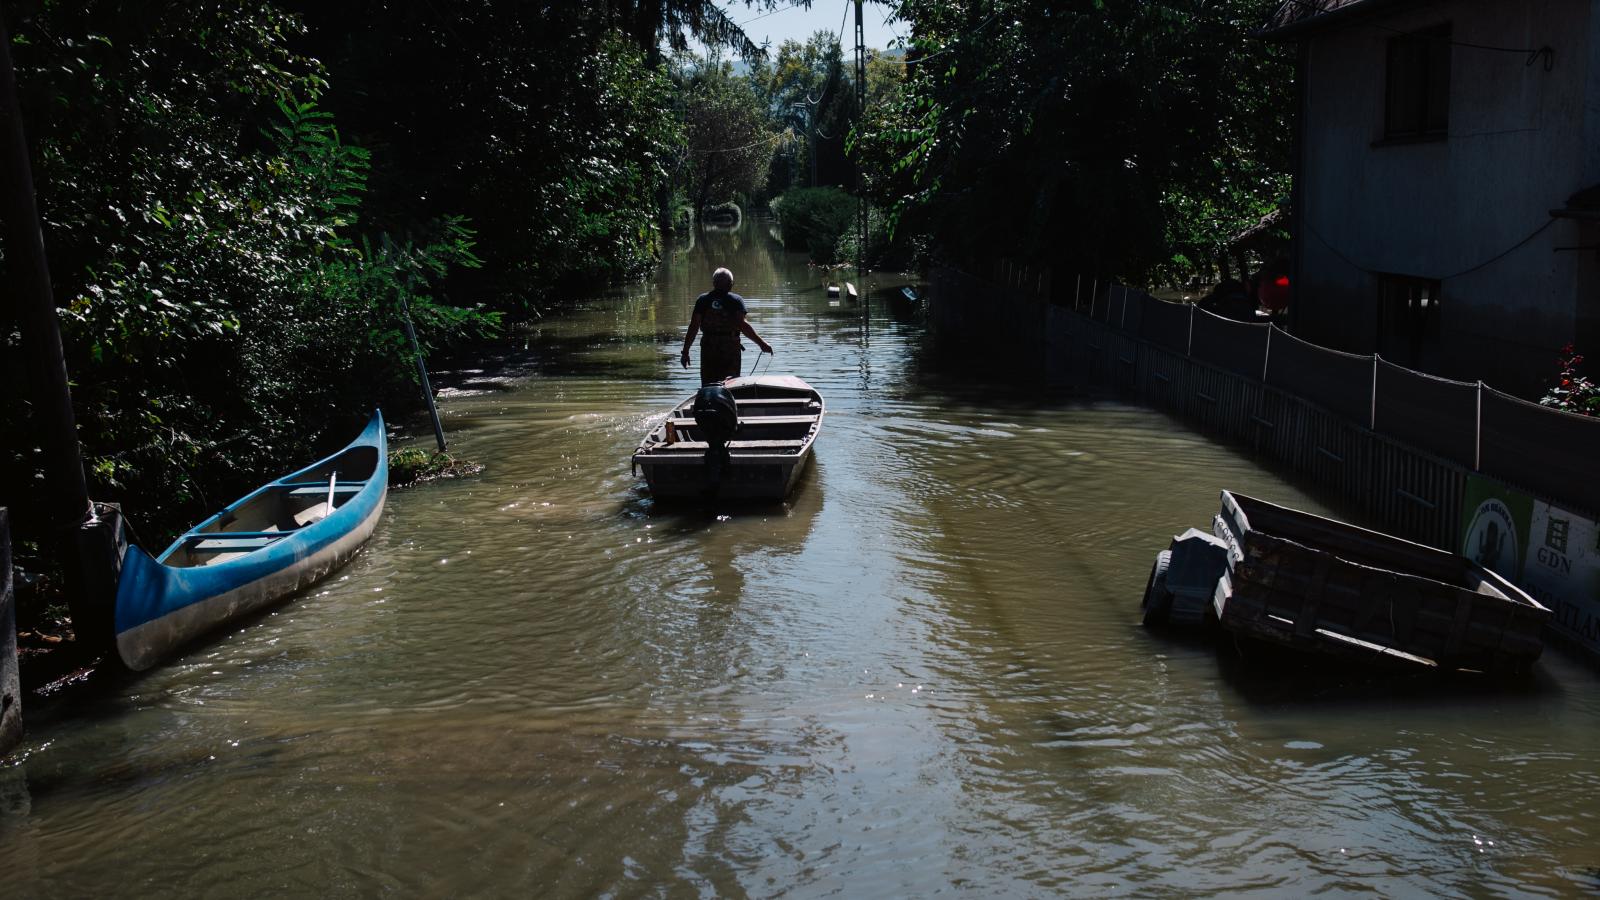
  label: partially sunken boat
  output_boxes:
[632,375,823,501]
[114,411,388,671]
[1143,491,1550,674]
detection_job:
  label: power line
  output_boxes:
[1305,216,1556,282]
[696,128,792,155]
[899,13,998,67]
[738,0,811,27]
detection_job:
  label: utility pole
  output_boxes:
[1,13,122,652]
[854,0,868,320]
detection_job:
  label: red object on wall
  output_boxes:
[1258,274,1291,312]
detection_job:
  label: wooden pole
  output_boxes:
[399,292,447,454]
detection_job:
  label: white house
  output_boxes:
[1265,0,1600,395]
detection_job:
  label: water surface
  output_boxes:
[5,218,1600,897]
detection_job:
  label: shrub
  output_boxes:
[773,187,857,264]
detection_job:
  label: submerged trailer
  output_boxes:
[1143,491,1550,674]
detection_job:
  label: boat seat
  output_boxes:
[732,397,814,406]
[190,534,289,552]
[656,439,806,451]
[667,415,816,427]
[286,484,364,496]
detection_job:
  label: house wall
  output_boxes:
[1294,0,1599,395]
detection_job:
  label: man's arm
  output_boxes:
[738,315,773,354]
[680,312,702,368]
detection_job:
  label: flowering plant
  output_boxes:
[1540,344,1600,416]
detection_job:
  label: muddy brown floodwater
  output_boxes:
[4,217,1600,896]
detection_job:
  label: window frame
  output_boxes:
[1381,24,1453,143]
[1376,273,1443,366]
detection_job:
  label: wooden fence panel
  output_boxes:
[1369,436,1468,549]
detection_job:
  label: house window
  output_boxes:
[1377,275,1442,367]
[1385,25,1451,139]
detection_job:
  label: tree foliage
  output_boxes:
[854,0,1293,283]
[285,1,684,307]
[1,0,494,544]
[679,58,781,216]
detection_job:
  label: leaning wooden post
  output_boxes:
[2,508,21,756]
[399,290,447,454]
[384,237,447,454]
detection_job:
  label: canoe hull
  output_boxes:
[113,411,388,671]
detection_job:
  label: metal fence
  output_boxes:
[930,268,1600,538]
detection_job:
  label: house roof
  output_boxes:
[1260,0,1424,40]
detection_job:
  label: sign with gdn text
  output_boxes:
[1462,475,1600,656]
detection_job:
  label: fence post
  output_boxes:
[1262,325,1273,382]
[1090,279,1098,320]
[1186,303,1195,357]
[2,507,20,756]
[1074,274,1082,310]
[1475,380,1484,471]
[1119,286,1128,329]
[1370,355,1379,431]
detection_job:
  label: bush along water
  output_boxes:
[773,187,857,264]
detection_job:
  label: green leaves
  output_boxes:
[854,0,1292,282]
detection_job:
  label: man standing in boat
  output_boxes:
[680,267,773,385]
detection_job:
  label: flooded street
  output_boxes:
[5,217,1600,896]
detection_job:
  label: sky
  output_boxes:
[711,0,903,55]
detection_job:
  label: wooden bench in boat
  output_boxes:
[279,480,367,496]
[652,439,806,451]
[187,531,293,552]
[667,415,817,428]
[731,397,815,406]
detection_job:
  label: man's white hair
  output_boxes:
[711,267,734,290]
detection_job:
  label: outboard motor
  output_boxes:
[691,384,740,496]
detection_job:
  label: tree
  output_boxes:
[285,1,684,306]
[1,0,494,546]
[681,61,779,216]
[855,0,1293,282]
[764,32,856,190]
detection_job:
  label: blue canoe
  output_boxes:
[114,411,389,671]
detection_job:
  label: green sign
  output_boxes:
[1460,475,1533,581]
[1460,475,1600,657]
